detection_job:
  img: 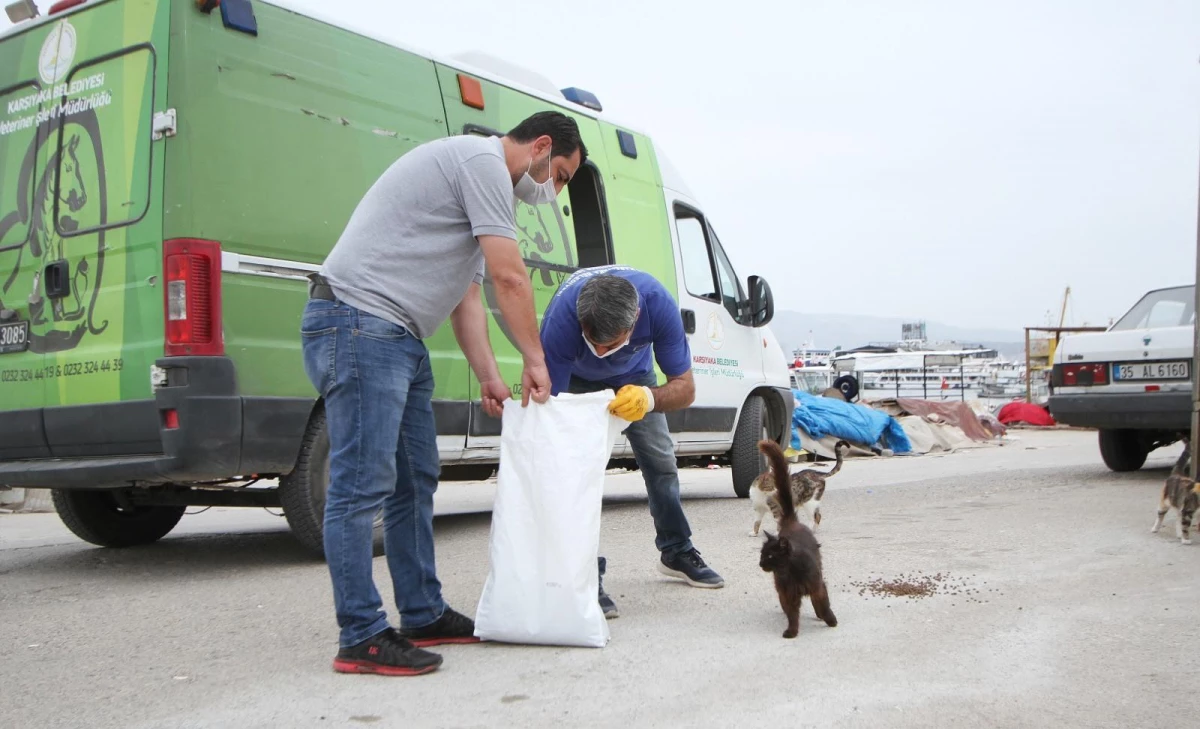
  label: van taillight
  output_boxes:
[163,239,223,356]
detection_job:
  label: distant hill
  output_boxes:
[767,310,1026,360]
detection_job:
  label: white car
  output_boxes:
[1048,284,1193,471]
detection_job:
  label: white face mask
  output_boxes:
[513,150,557,206]
[584,332,631,359]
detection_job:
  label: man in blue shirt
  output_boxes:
[540,265,725,618]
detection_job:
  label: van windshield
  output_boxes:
[1110,285,1195,331]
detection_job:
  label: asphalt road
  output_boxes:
[2,429,1197,728]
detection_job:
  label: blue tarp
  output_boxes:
[790,390,913,454]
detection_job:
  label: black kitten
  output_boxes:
[758,439,838,638]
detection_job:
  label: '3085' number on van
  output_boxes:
[0,321,29,355]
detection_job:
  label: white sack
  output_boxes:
[473,391,623,648]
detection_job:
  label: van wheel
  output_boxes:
[51,490,185,548]
[1098,429,1148,472]
[731,395,768,499]
[279,403,384,558]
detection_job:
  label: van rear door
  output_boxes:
[0,0,170,458]
[0,50,45,459]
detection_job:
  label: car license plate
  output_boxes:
[1113,360,1190,381]
[0,320,29,354]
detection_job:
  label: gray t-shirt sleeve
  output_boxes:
[458,154,517,240]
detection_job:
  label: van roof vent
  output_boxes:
[447,51,562,97]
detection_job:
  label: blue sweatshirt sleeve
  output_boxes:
[539,306,581,396]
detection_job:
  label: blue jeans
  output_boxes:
[300,297,446,648]
[568,372,694,559]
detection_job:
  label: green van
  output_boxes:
[0,0,794,554]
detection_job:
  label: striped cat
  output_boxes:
[1152,442,1200,545]
[748,440,848,537]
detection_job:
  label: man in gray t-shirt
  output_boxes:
[299,111,588,676]
[321,134,515,340]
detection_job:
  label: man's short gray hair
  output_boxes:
[577,275,639,343]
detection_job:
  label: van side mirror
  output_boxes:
[748,275,774,328]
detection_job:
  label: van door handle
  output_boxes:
[680,308,696,334]
[45,260,70,300]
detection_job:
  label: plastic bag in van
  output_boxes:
[473,391,623,648]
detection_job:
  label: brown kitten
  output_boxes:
[1152,442,1200,545]
[758,439,838,639]
[748,440,848,536]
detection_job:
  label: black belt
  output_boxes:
[307,273,336,301]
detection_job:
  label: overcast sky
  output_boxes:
[5,0,1198,331]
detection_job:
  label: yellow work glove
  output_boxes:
[609,385,655,422]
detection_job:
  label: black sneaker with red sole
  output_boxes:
[332,628,443,676]
[397,606,481,648]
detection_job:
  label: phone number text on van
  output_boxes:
[0,358,125,383]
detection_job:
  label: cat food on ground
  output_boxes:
[849,571,992,603]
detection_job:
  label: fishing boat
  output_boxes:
[789,365,836,395]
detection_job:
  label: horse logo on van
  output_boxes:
[482,197,573,349]
[514,199,574,283]
[0,109,108,353]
